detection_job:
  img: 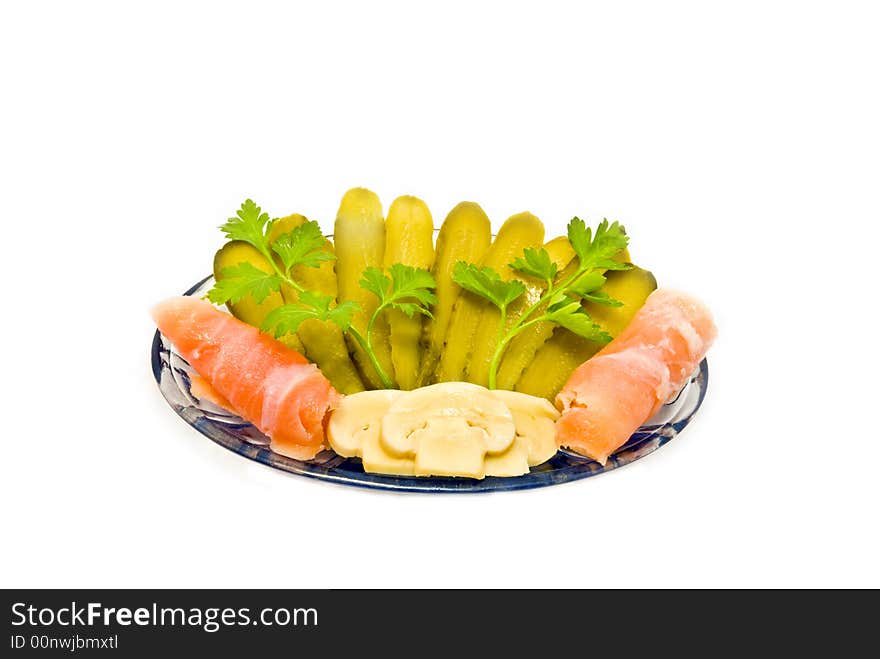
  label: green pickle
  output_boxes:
[515,265,657,400]
[384,196,435,390]
[213,241,306,354]
[333,187,395,389]
[493,237,578,390]
[494,244,632,390]
[436,212,545,383]
[267,214,366,394]
[416,202,491,387]
[463,216,558,387]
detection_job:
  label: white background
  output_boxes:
[2,1,878,588]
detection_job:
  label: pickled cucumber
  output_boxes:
[383,196,435,390]
[436,211,545,383]
[212,241,306,354]
[514,327,598,401]
[333,187,395,389]
[267,213,309,303]
[494,243,632,390]
[583,264,656,335]
[515,265,657,400]
[493,237,578,390]
[267,214,366,394]
[416,202,491,387]
[467,235,574,387]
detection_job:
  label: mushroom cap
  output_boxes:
[490,390,560,466]
[327,389,402,457]
[381,382,516,457]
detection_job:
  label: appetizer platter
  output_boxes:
[151,188,715,492]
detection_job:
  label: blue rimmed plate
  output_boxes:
[151,275,709,492]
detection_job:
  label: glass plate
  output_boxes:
[151,276,710,492]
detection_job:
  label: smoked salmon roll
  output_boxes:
[555,289,716,464]
[152,297,340,460]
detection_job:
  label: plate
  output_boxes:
[151,276,709,492]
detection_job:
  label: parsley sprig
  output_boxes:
[452,218,630,388]
[261,290,359,340]
[207,199,334,307]
[356,264,437,387]
[207,199,435,389]
[206,199,363,362]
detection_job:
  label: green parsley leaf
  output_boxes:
[567,271,607,297]
[205,262,281,305]
[544,293,613,343]
[270,221,336,273]
[360,264,437,317]
[566,217,630,270]
[326,301,361,330]
[388,264,437,307]
[220,199,273,251]
[581,291,624,307]
[452,262,526,309]
[260,304,319,338]
[594,259,633,272]
[297,290,360,330]
[390,301,427,319]
[297,289,334,313]
[359,267,392,302]
[510,247,557,282]
[260,292,361,338]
